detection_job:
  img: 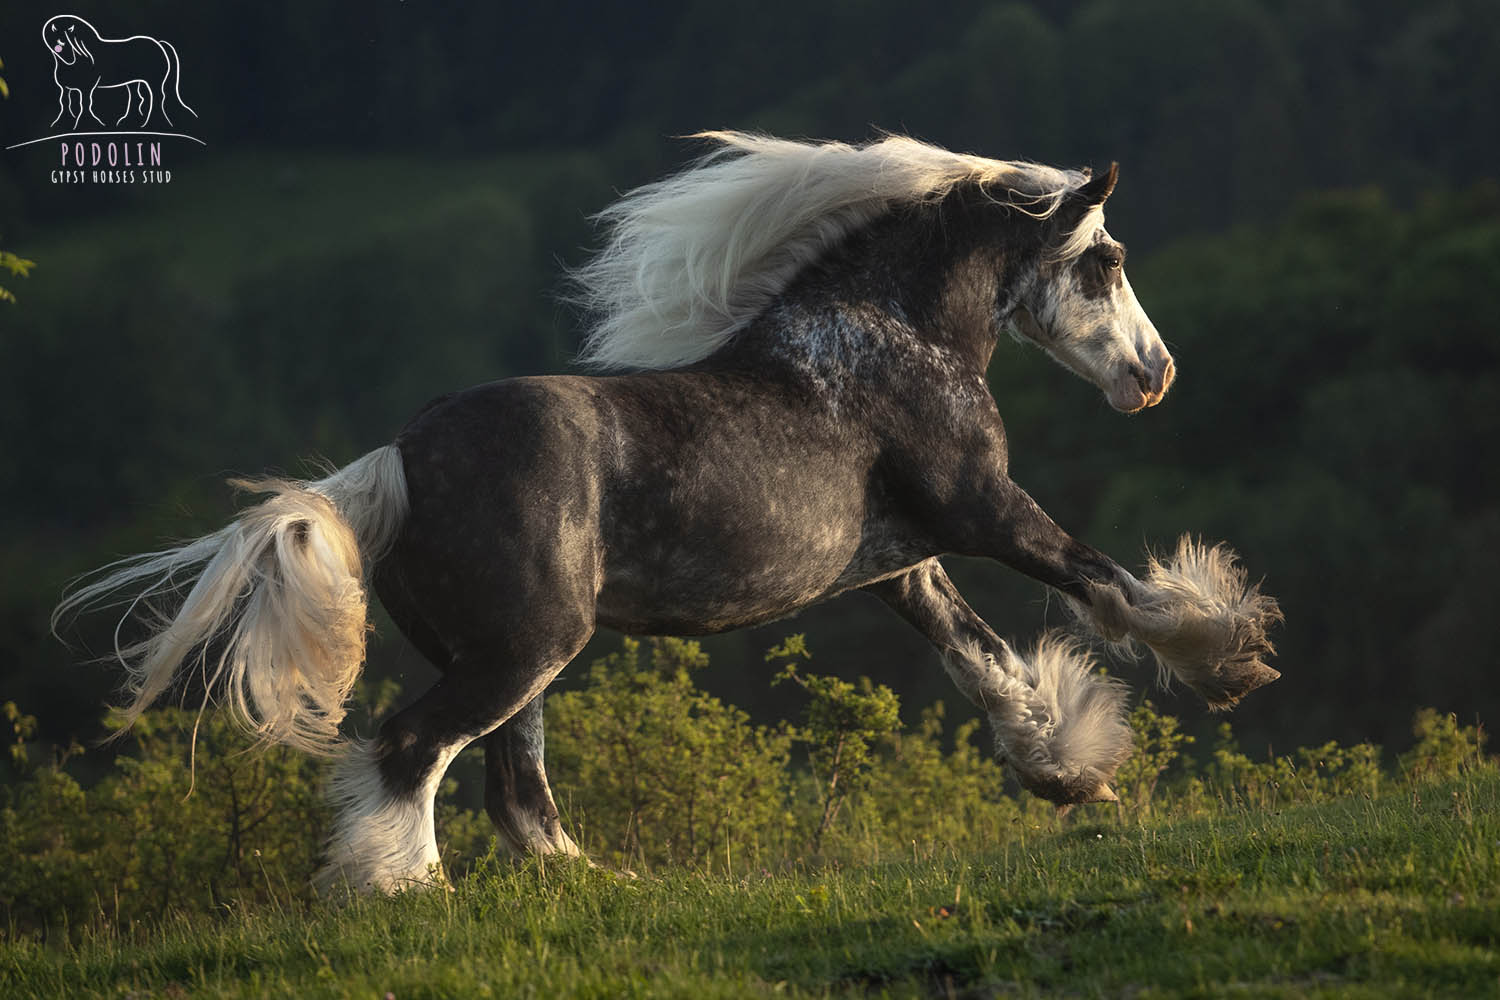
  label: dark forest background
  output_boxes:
[1,0,1497,772]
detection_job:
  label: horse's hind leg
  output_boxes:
[115,85,134,126]
[865,559,1132,806]
[320,622,591,893]
[483,695,580,858]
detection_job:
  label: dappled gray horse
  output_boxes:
[55,133,1280,891]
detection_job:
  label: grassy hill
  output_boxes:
[4,767,1495,998]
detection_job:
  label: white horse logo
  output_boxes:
[43,14,197,131]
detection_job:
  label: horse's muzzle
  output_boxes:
[1108,354,1175,412]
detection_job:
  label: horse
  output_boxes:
[53,132,1282,892]
[43,15,196,131]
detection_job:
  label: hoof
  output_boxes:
[1087,537,1283,710]
[1146,608,1281,710]
[1016,767,1120,808]
[1055,783,1117,818]
[970,634,1134,806]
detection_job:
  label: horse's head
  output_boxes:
[42,15,93,67]
[1010,165,1174,413]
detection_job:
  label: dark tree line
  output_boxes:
[1,0,1496,759]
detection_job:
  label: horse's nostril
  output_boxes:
[1130,365,1151,394]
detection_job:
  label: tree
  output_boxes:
[0,57,37,305]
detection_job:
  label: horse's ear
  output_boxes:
[1077,162,1118,206]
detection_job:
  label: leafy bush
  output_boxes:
[1207,723,1385,809]
[0,242,33,305]
[1400,708,1489,781]
[770,636,901,850]
[3,635,1494,940]
[0,703,324,939]
[849,702,1020,858]
[1113,699,1195,816]
[545,637,793,872]
[0,60,34,306]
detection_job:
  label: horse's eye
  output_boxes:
[1103,254,1122,270]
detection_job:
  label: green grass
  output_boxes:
[4,770,1496,998]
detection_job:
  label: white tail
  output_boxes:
[51,446,409,754]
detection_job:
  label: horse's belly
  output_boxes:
[595,525,851,634]
[594,517,929,635]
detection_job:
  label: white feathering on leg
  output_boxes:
[317,737,463,894]
[1080,536,1283,709]
[943,633,1131,804]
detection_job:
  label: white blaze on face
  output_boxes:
[1015,229,1174,413]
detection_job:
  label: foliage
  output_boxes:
[0,246,37,305]
[1400,708,1489,782]
[849,702,1021,858]
[0,59,34,306]
[3,769,1497,998]
[545,636,793,872]
[1,634,1496,949]
[1208,722,1386,809]
[0,680,488,941]
[769,635,901,849]
[1113,698,1195,816]
[0,703,325,939]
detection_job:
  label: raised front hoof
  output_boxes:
[1102,536,1284,710]
[1160,647,1281,711]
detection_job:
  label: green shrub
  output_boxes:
[5,632,1493,941]
[1206,723,1385,809]
[0,243,32,305]
[0,704,325,940]
[850,702,1020,858]
[1400,708,1489,781]
[1113,699,1194,817]
[0,680,496,940]
[545,636,793,872]
[770,636,901,851]
[1292,740,1383,800]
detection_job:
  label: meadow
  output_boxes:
[3,637,1494,998]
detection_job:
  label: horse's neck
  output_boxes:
[748,228,1013,387]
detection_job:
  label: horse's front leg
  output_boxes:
[865,560,1131,806]
[65,89,85,130]
[965,477,1282,709]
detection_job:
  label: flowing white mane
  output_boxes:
[571,131,1099,372]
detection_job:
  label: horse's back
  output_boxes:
[384,371,894,637]
[86,37,174,84]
